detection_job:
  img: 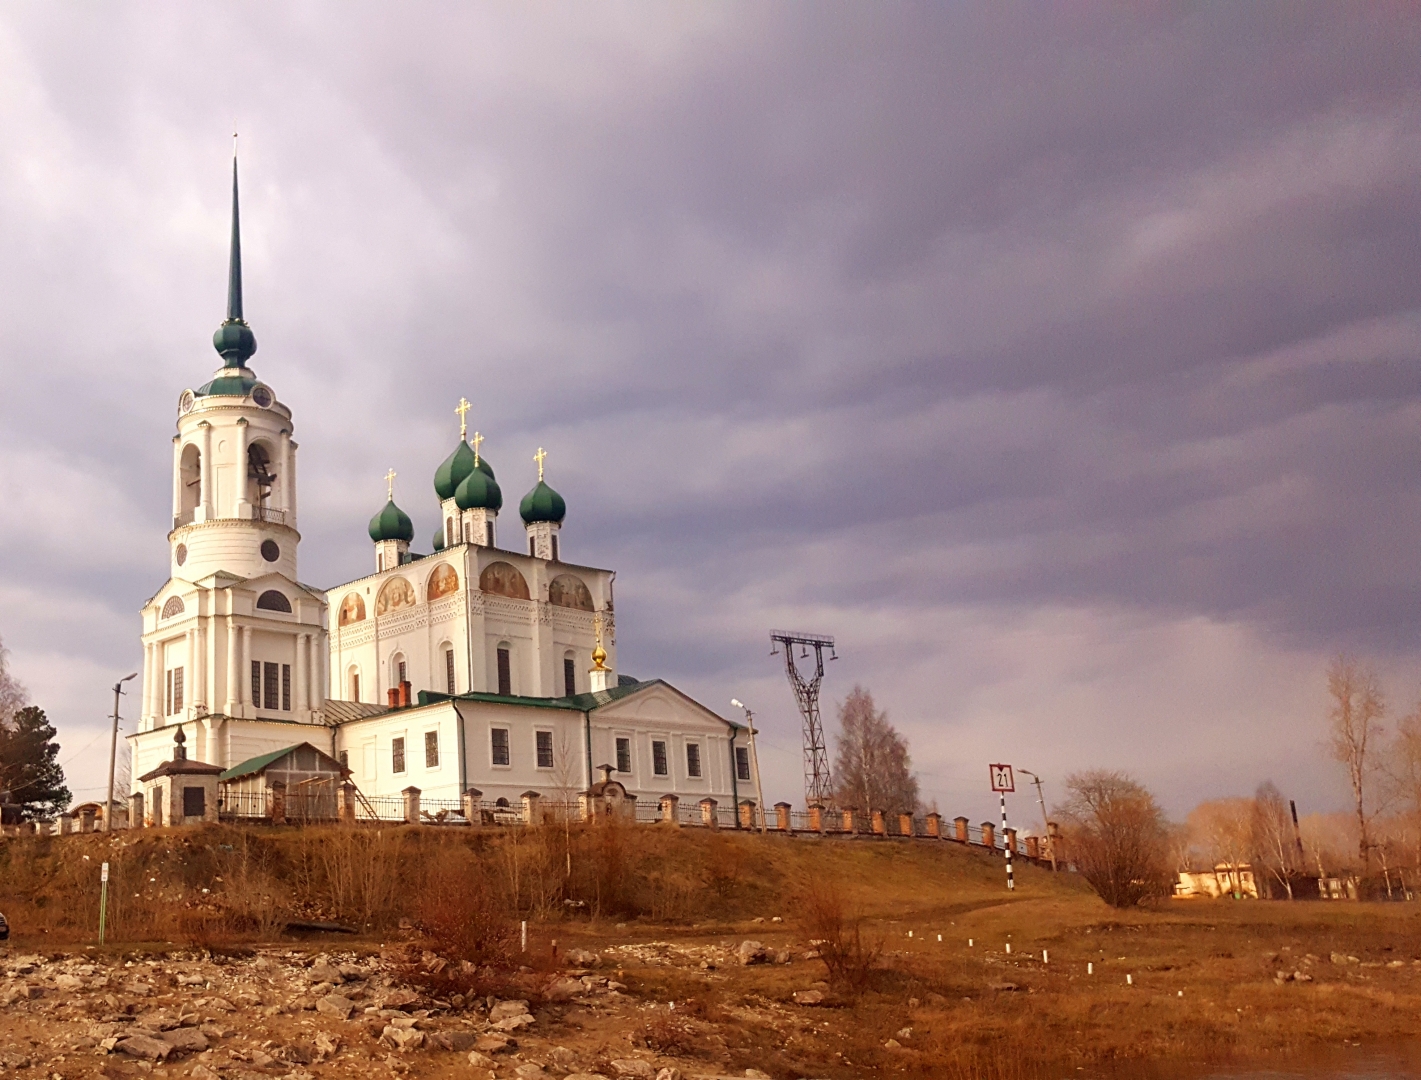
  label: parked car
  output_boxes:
[0,911,9,941]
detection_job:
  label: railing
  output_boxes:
[217,789,270,819]
[253,506,286,524]
[356,795,407,822]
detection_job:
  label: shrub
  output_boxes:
[1056,769,1174,908]
[798,884,882,993]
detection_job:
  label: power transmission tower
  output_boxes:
[770,631,836,807]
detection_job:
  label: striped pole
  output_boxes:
[1002,791,1014,891]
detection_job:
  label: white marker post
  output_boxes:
[98,862,110,946]
[990,764,1015,892]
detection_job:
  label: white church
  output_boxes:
[127,160,749,819]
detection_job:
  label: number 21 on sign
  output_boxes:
[990,764,1014,792]
[989,765,1015,891]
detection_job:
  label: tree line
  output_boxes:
[0,633,70,820]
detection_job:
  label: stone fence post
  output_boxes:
[402,786,421,825]
[775,801,792,831]
[58,814,73,836]
[738,800,756,829]
[1025,835,1040,859]
[338,782,357,825]
[700,798,718,829]
[925,812,942,838]
[462,787,483,826]
[980,821,995,849]
[270,781,287,826]
[79,807,95,833]
[899,813,915,837]
[953,816,969,843]
[659,794,680,824]
[130,792,145,830]
[1005,827,1018,855]
[870,810,886,835]
[842,807,858,834]
[808,803,824,832]
[522,790,542,825]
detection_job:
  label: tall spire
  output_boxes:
[212,139,257,367]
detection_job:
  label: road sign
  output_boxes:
[100,862,109,883]
[990,764,1015,793]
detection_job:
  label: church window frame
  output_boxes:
[535,730,554,770]
[263,662,280,711]
[424,730,440,769]
[444,647,456,695]
[486,521,494,546]
[491,727,511,767]
[349,668,361,702]
[392,736,406,774]
[652,740,668,777]
[281,663,292,711]
[736,746,751,782]
[496,645,512,696]
[616,736,632,774]
[529,536,536,557]
[685,742,702,779]
[256,589,291,612]
[161,595,185,619]
[252,661,261,706]
[563,654,576,697]
[551,534,559,562]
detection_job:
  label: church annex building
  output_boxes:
[127,159,747,821]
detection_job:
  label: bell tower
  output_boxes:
[134,150,328,771]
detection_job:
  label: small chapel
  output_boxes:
[127,158,747,818]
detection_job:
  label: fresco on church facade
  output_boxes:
[376,577,416,615]
[338,593,365,626]
[427,563,459,601]
[479,561,530,600]
[548,574,594,611]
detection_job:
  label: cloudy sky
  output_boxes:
[2,4,1420,823]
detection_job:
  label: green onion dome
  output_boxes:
[434,442,496,500]
[368,500,414,543]
[213,319,257,365]
[432,525,446,552]
[455,465,503,512]
[519,480,566,524]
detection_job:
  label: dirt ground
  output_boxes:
[5,829,1421,1079]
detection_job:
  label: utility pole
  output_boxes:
[105,673,138,833]
[731,700,767,833]
[1018,768,1057,871]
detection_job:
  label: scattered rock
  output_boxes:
[895,1026,912,1039]
[773,950,792,965]
[160,1028,209,1055]
[467,1050,499,1067]
[885,1038,902,1049]
[793,989,825,1005]
[190,1066,221,1080]
[429,1030,480,1052]
[474,1033,516,1054]
[611,1060,656,1078]
[655,1069,682,1080]
[737,941,769,965]
[989,981,1019,992]
[53,974,85,992]
[114,1035,172,1061]
[515,1065,549,1080]
[494,1014,536,1031]
[489,999,532,1021]
[565,949,600,967]
[316,993,356,1020]
[546,977,584,1002]
[564,1074,612,1080]
[381,1025,425,1051]
[550,1046,579,1069]
[745,1071,772,1079]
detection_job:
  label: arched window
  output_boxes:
[247,442,276,510]
[563,649,577,697]
[479,561,530,600]
[161,595,185,619]
[178,443,201,524]
[256,590,292,612]
[391,653,407,686]
[348,666,362,702]
[427,562,459,601]
[339,592,366,626]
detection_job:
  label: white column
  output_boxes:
[185,627,197,715]
[224,616,238,715]
[199,422,213,520]
[279,430,293,515]
[234,418,250,518]
[295,632,309,718]
[194,620,206,710]
[171,436,182,526]
[143,642,156,729]
[287,441,299,532]
[241,625,253,710]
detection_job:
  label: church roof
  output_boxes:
[519,479,566,524]
[321,700,391,724]
[138,757,224,782]
[413,678,743,728]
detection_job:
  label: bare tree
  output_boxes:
[1386,705,1421,874]
[1187,797,1255,896]
[0,634,27,729]
[1326,655,1385,870]
[1251,782,1298,899]
[831,686,919,814]
[1055,770,1174,908]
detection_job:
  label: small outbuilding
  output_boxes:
[136,728,222,826]
[219,742,349,822]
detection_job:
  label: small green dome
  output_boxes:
[432,524,446,552]
[434,442,495,501]
[520,480,566,524]
[213,319,257,366]
[368,500,414,543]
[455,466,503,512]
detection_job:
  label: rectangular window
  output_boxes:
[392,736,406,774]
[165,668,173,715]
[182,786,205,818]
[281,664,291,711]
[445,649,456,695]
[652,740,668,776]
[529,536,537,556]
[486,521,494,546]
[736,745,751,781]
[551,534,559,562]
[616,737,632,774]
[563,658,576,697]
[264,662,279,710]
[491,727,510,766]
[252,661,262,705]
[425,730,439,768]
[686,743,702,778]
[536,730,554,769]
[351,672,361,702]
[398,660,407,685]
[496,647,511,696]
[172,667,184,713]
[338,749,349,770]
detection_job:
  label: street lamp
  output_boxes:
[1016,768,1057,871]
[105,673,138,833]
[730,699,767,833]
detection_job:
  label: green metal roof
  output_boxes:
[195,373,258,397]
[220,744,303,782]
[413,677,740,728]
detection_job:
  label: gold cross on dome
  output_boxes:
[455,397,472,440]
[385,468,397,500]
[471,430,484,466]
[533,446,547,481]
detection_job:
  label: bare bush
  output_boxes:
[1056,770,1173,908]
[1327,655,1385,869]
[799,884,883,993]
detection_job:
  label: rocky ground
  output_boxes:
[0,932,842,1080]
